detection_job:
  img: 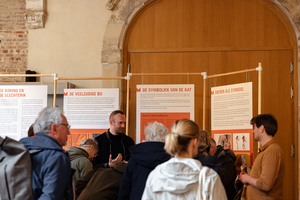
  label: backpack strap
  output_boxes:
[0,136,5,163]
[105,130,126,160]
[0,136,4,148]
[105,131,109,139]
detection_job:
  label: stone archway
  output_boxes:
[101,0,300,79]
[101,0,149,80]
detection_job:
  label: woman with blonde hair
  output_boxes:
[142,119,227,200]
[67,138,98,185]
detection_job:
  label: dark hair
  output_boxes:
[210,137,216,145]
[250,114,278,136]
[109,110,125,121]
[28,124,34,137]
[198,130,210,156]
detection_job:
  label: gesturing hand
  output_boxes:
[108,153,123,167]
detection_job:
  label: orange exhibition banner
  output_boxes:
[211,82,253,165]
[211,129,253,165]
[64,128,107,149]
[136,84,195,143]
[139,112,190,143]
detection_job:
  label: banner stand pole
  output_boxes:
[201,72,207,130]
[53,73,58,107]
[125,73,132,136]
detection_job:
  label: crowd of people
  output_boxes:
[18,107,284,200]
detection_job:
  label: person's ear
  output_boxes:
[260,125,265,133]
[51,123,57,133]
[192,138,198,147]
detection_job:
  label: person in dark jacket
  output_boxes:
[194,130,220,173]
[118,121,171,200]
[76,162,127,200]
[20,107,73,200]
[93,110,135,168]
[210,138,237,200]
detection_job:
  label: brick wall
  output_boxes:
[0,0,27,82]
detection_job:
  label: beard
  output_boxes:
[115,126,125,134]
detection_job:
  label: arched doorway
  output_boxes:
[122,0,298,199]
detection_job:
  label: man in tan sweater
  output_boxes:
[239,114,284,200]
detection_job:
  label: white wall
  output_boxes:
[28,0,111,88]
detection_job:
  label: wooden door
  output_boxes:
[207,50,295,199]
[122,0,297,198]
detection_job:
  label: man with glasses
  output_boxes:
[20,107,74,200]
[93,110,135,168]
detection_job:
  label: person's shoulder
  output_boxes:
[45,149,69,158]
[123,134,135,143]
[147,161,165,178]
[78,157,93,166]
[266,142,284,156]
[36,150,70,172]
[23,134,64,151]
[259,141,284,162]
[224,149,236,161]
[267,141,283,151]
[201,165,220,179]
[94,131,108,140]
[270,141,282,148]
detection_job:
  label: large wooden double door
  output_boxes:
[122,0,297,199]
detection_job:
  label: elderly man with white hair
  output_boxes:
[20,107,73,200]
[118,121,171,200]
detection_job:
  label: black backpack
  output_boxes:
[0,136,35,200]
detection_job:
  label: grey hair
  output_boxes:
[144,121,169,142]
[79,138,98,151]
[33,107,64,134]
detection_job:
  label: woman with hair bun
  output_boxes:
[142,119,227,200]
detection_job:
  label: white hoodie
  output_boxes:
[142,157,227,200]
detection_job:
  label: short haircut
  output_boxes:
[144,121,169,142]
[79,138,98,151]
[33,107,64,134]
[250,114,278,136]
[198,130,211,156]
[164,119,200,156]
[109,110,125,121]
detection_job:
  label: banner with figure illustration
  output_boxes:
[0,85,47,140]
[136,84,194,143]
[211,82,253,165]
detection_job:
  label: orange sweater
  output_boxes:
[246,139,285,200]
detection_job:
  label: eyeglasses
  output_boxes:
[60,123,71,130]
